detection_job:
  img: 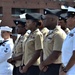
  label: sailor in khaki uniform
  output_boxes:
[44,8,70,34]
[0,26,14,75]
[57,13,70,34]
[20,13,43,75]
[37,17,50,63]
[39,9,67,75]
[37,19,49,39]
[8,18,29,75]
[59,7,75,75]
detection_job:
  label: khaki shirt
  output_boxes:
[41,27,49,39]
[43,26,66,64]
[23,29,43,66]
[13,32,29,67]
[65,28,70,34]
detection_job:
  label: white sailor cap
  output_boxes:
[61,5,68,10]
[0,26,12,32]
[67,6,75,18]
[68,6,75,12]
[19,13,26,19]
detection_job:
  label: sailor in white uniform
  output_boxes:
[0,26,14,75]
[59,7,75,75]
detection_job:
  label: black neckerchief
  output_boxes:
[0,40,8,46]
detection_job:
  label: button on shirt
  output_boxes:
[62,28,75,75]
[0,38,14,75]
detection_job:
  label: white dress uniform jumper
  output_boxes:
[0,38,14,75]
